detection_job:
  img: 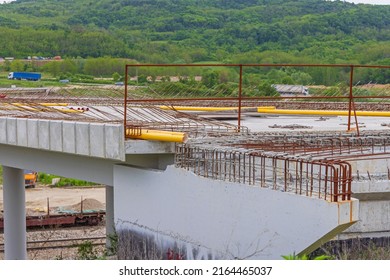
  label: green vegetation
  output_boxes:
[37,173,96,187]
[0,167,96,187]
[282,253,331,260]
[314,238,390,260]
[0,57,135,83]
[77,241,102,260]
[0,0,388,86]
[76,232,118,260]
[0,0,388,68]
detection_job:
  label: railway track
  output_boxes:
[0,236,106,252]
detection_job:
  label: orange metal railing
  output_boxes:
[124,63,390,137]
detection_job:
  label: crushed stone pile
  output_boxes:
[60,198,105,213]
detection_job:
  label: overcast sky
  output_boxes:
[1,0,390,4]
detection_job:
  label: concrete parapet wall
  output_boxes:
[114,164,358,260]
[343,200,390,237]
[125,140,175,154]
[0,117,125,161]
[341,179,390,238]
[353,180,390,194]
[351,158,390,178]
[342,158,390,238]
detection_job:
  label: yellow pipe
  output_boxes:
[160,106,275,112]
[56,108,84,113]
[10,103,40,111]
[257,108,390,117]
[39,103,69,106]
[9,103,69,106]
[126,128,185,136]
[7,103,82,113]
[3,107,81,113]
[126,129,188,143]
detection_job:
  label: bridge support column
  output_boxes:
[105,185,115,250]
[2,166,27,260]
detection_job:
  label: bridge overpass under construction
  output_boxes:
[0,63,389,259]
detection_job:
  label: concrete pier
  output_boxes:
[2,166,27,260]
[105,185,115,249]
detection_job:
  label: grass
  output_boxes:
[0,71,62,87]
[0,167,95,187]
[312,237,390,260]
[37,173,96,187]
[0,72,115,88]
[55,86,123,98]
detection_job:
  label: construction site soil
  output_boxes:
[0,184,106,217]
[0,184,107,260]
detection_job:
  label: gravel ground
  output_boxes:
[0,225,108,260]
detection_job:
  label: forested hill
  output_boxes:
[0,0,389,64]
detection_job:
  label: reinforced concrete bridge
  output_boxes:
[1,64,389,260]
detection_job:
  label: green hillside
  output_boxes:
[0,0,389,65]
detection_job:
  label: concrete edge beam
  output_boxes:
[0,118,7,143]
[6,118,17,145]
[90,123,105,158]
[0,117,127,161]
[27,119,39,148]
[62,121,76,153]
[49,120,63,152]
[125,140,175,154]
[16,119,28,146]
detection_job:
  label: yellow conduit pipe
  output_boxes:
[126,129,188,143]
[257,108,390,117]
[9,103,69,106]
[56,108,84,113]
[39,103,69,106]
[9,103,40,112]
[9,103,82,113]
[160,106,275,112]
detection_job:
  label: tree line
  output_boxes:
[0,0,388,66]
[1,56,388,86]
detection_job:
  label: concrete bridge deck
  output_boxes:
[2,64,390,259]
[0,113,363,260]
